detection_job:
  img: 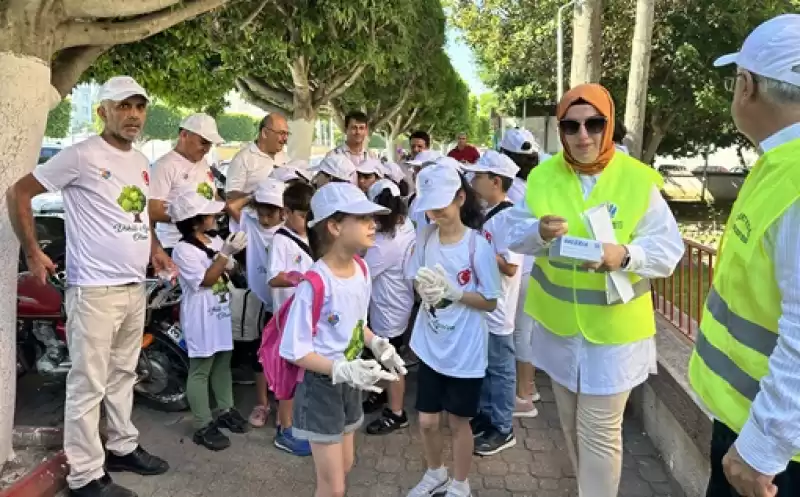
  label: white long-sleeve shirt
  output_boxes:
[733,122,800,476]
[506,175,684,396]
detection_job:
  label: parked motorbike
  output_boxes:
[17,269,191,412]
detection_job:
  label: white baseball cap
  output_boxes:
[310,155,356,182]
[406,149,442,167]
[434,156,466,172]
[463,150,520,179]
[271,162,313,183]
[381,161,407,183]
[413,163,463,214]
[253,178,285,207]
[97,76,149,102]
[500,128,540,155]
[308,182,390,228]
[169,189,225,222]
[356,158,385,177]
[714,14,800,88]
[180,113,224,145]
[367,179,401,202]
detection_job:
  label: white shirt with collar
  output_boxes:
[730,122,800,476]
[506,167,685,396]
[326,144,377,168]
[225,142,287,195]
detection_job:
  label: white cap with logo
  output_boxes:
[381,161,407,184]
[367,179,401,202]
[308,182,390,228]
[463,150,520,179]
[500,128,540,155]
[714,14,800,87]
[413,163,463,214]
[310,155,356,182]
[180,113,225,145]
[356,158,385,177]
[168,188,225,222]
[98,76,149,102]
[271,159,313,183]
[253,178,285,207]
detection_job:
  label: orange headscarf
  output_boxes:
[556,83,616,175]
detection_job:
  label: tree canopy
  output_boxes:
[217,113,258,142]
[142,103,183,141]
[45,99,72,138]
[449,0,793,163]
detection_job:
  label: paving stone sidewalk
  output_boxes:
[16,372,685,497]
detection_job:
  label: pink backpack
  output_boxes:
[258,256,368,400]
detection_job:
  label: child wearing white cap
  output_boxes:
[361,180,417,435]
[226,178,286,428]
[464,151,528,456]
[355,158,384,193]
[267,181,316,456]
[278,182,406,497]
[170,189,249,452]
[310,154,356,188]
[405,164,502,497]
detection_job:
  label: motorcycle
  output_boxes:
[17,261,191,413]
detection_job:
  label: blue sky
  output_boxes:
[445,27,489,95]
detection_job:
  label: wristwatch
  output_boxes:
[620,245,631,269]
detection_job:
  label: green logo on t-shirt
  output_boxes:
[211,278,230,303]
[197,183,214,200]
[344,319,365,360]
[117,186,146,223]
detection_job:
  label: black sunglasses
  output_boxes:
[559,116,608,136]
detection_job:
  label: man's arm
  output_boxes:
[147,159,173,223]
[224,153,249,199]
[148,200,171,223]
[7,174,47,255]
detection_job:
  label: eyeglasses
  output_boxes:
[559,116,607,136]
[267,128,291,137]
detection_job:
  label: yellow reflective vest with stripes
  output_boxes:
[689,138,800,461]
[524,151,664,344]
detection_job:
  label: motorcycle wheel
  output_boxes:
[135,331,190,412]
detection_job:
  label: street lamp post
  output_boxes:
[556,0,583,101]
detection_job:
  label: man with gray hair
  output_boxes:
[7,76,172,497]
[687,13,800,497]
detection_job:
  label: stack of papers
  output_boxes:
[583,204,635,304]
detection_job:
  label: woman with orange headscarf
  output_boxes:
[506,84,684,497]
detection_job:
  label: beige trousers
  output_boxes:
[551,381,631,497]
[64,284,146,489]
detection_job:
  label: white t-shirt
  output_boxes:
[364,219,416,338]
[268,228,314,310]
[149,150,216,248]
[408,196,430,232]
[240,211,282,310]
[33,136,151,287]
[172,237,233,358]
[406,227,502,378]
[226,143,287,232]
[326,145,377,168]
[482,202,524,336]
[279,259,371,362]
[507,179,535,274]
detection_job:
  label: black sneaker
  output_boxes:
[231,366,255,385]
[366,408,409,435]
[474,428,517,456]
[105,446,169,476]
[470,414,491,438]
[216,409,250,433]
[193,423,231,451]
[69,474,137,497]
[362,390,387,414]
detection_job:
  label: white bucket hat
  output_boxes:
[308,182,390,228]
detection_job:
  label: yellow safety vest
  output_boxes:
[524,152,664,344]
[689,138,800,462]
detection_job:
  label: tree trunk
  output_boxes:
[288,87,318,160]
[0,52,61,470]
[623,0,656,160]
[570,0,603,86]
[642,127,666,165]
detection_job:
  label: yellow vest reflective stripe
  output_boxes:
[689,138,800,463]
[523,152,664,344]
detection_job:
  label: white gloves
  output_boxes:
[221,232,247,257]
[415,264,463,306]
[331,359,398,393]
[368,336,408,376]
[224,257,237,271]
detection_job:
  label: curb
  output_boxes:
[0,451,68,497]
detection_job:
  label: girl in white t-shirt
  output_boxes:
[279,182,406,497]
[226,178,285,428]
[170,190,249,452]
[362,179,416,435]
[405,164,502,497]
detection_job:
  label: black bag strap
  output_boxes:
[483,201,514,224]
[276,227,313,259]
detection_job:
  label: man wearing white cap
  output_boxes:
[687,14,800,497]
[7,76,172,497]
[149,113,225,253]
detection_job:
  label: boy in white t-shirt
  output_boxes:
[226,178,285,428]
[464,150,525,456]
[267,181,315,456]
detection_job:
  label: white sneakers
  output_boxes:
[406,468,473,497]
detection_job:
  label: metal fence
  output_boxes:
[651,239,717,341]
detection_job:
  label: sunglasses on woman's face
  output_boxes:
[559,116,608,136]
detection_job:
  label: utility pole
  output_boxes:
[623,0,656,159]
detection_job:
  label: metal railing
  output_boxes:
[652,239,717,341]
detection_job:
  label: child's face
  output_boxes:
[201,214,218,232]
[470,173,495,201]
[425,192,464,227]
[284,208,308,235]
[332,215,377,251]
[356,172,378,193]
[255,204,283,228]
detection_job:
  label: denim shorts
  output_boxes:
[292,370,364,444]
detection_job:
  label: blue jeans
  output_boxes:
[479,333,516,434]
